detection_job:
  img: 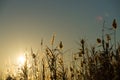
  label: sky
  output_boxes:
[0,0,120,71]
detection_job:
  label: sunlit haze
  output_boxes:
[17,55,25,66]
[0,0,120,72]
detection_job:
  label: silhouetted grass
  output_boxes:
[2,19,120,80]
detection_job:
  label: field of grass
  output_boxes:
[1,19,120,80]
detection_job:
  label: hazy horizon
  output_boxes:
[0,0,120,71]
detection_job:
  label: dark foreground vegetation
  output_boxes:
[2,19,120,80]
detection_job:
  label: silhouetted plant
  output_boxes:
[57,42,68,80]
[4,19,120,80]
[45,35,64,80]
[6,75,13,80]
[18,54,28,80]
[41,58,45,80]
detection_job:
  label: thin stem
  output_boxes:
[102,20,105,50]
[114,30,116,50]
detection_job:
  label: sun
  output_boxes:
[17,55,26,66]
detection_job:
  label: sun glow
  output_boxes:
[17,55,26,66]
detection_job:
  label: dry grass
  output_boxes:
[3,19,120,80]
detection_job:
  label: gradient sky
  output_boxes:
[0,0,120,71]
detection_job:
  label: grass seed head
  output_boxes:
[59,41,63,49]
[32,53,36,59]
[81,39,85,44]
[97,38,101,43]
[106,34,111,41]
[41,38,43,46]
[112,19,117,29]
[51,33,56,45]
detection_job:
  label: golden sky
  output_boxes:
[0,0,120,71]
